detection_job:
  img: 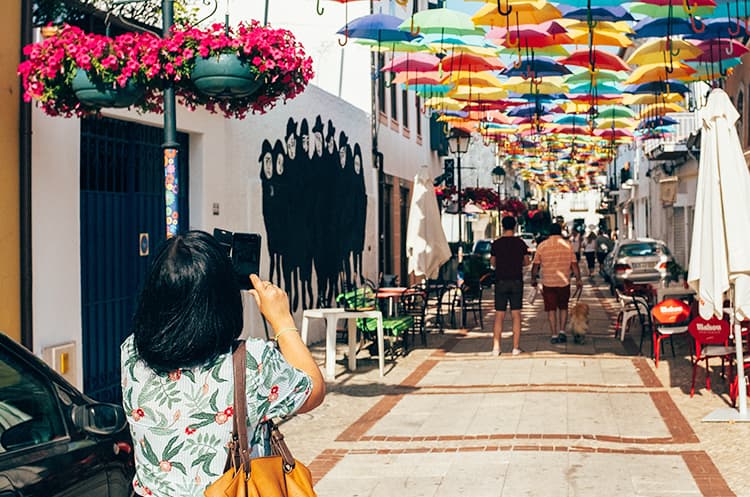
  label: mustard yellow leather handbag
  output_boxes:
[204,341,317,497]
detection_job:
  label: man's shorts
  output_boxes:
[495,279,523,311]
[542,285,571,311]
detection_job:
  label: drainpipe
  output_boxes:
[19,0,33,349]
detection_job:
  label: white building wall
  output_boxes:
[31,84,375,386]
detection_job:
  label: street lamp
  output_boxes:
[491,165,506,235]
[447,128,471,256]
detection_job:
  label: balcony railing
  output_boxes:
[642,112,699,160]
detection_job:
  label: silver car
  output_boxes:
[601,238,673,295]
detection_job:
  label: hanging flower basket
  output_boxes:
[71,69,145,108]
[18,21,313,119]
[167,22,314,117]
[18,24,162,117]
[190,53,262,98]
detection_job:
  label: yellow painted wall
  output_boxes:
[0,1,22,341]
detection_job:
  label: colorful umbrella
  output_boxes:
[559,49,630,72]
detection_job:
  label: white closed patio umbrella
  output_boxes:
[406,167,452,280]
[688,88,750,422]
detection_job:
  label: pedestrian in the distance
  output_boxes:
[490,216,530,356]
[570,230,582,264]
[531,223,582,344]
[595,230,614,273]
[582,231,597,277]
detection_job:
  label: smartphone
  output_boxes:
[213,228,233,258]
[231,232,262,290]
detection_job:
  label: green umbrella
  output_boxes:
[597,105,637,119]
[628,2,715,18]
[398,8,480,36]
[564,69,626,86]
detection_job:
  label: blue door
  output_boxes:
[80,117,189,402]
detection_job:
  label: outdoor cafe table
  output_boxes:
[300,308,384,381]
[376,287,408,317]
[656,285,696,303]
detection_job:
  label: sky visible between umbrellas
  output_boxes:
[328,0,749,193]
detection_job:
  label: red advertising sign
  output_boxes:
[651,298,692,324]
[688,316,730,343]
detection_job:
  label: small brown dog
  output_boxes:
[569,302,590,344]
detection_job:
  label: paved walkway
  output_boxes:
[281,275,750,497]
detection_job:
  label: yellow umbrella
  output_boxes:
[472,1,562,27]
[502,76,568,94]
[625,39,703,65]
[559,19,633,34]
[442,71,504,87]
[594,118,636,129]
[449,85,508,100]
[622,93,684,105]
[638,102,687,119]
[566,25,633,47]
[625,62,696,84]
[423,96,466,110]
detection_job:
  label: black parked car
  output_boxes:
[0,333,134,496]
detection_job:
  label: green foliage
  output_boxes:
[33,0,199,29]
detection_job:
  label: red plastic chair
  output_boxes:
[651,298,692,368]
[688,316,733,397]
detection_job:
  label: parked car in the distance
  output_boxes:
[0,332,134,496]
[601,238,673,295]
[519,232,537,256]
[471,239,493,268]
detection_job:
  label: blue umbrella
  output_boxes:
[559,5,634,22]
[632,17,695,38]
[638,116,679,129]
[508,103,551,118]
[502,57,572,78]
[337,14,419,42]
[625,81,691,95]
[688,18,745,39]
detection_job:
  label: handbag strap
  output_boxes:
[229,341,297,474]
[230,340,250,472]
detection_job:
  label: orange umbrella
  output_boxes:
[625,63,696,84]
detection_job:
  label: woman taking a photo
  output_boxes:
[121,231,325,497]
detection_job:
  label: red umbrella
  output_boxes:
[687,39,750,62]
[595,128,634,139]
[558,49,630,72]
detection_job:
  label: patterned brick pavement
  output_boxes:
[280,276,750,497]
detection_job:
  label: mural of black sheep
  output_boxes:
[258,116,367,311]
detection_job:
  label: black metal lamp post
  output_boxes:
[447,128,471,256]
[113,0,179,237]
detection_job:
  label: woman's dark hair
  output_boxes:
[131,230,243,373]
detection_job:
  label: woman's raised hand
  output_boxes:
[248,274,295,331]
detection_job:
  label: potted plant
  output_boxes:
[163,21,314,117]
[18,24,163,117]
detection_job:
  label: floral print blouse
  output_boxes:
[121,335,312,497]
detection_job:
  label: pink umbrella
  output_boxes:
[486,21,572,48]
[440,53,505,72]
[381,53,441,73]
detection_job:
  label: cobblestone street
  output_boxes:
[281,275,750,497]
